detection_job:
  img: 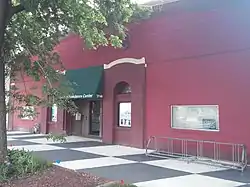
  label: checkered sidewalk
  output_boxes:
[7,131,250,187]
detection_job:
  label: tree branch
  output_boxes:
[10,4,25,17]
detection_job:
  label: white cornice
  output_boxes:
[104,57,146,69]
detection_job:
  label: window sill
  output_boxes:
[171,127,220,132]
[115,126,131,130]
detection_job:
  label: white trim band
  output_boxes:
[104,57,146,69]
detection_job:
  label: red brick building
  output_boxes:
[9,0,250,157]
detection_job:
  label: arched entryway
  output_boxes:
[102,57,146,148]
[113,82,132,145]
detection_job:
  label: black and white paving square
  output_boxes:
[201,168,250,183]
[81,163,191,183]
[32,149,106,162]
[49,141,110,149]
[115,154,166,162]
[8,140,40,146]
[7,131,250,187]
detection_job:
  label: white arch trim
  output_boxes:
[104,57,146,69]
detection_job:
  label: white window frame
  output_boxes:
[171,105,219,131]
[118,102,131,128]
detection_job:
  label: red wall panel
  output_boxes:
[12,0,250,155]
[145,51,250,151]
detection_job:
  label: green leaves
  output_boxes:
[0,149,50,182]
[3,0,152,118]
[46,133,67,143]
[110,35,123,48]
[23,59,41,81]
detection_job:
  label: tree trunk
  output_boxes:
[0,57,7,163]
[0,0,9,163]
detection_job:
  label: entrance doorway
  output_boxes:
[69,100,102,137]
[89,101,101,136]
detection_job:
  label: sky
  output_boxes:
[133,0,153,4]
[133,0,180,6]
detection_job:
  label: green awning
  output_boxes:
[65,65,104,99]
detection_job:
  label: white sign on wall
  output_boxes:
[119,102,131,127]
[51,104,58,122]
[75,112,81,121]
[171,105,219,131]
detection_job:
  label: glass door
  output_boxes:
[89,101,101,136]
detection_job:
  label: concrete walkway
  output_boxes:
[7,131,250,187]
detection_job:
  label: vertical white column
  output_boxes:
[5,66,10,129]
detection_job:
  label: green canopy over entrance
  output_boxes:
[65,65,104,99]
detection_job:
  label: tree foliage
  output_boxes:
[0,0,151,162]
[6,0,151,112]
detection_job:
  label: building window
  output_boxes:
[118,102,131,127]
[171,105,219,131]
[116,81,131,94]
